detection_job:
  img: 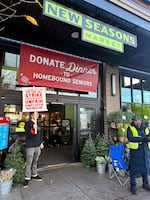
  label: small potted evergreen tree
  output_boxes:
[95,136,113,174]
[4,142,25,184]
[80,137,96,168]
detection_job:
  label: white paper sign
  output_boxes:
[22,87,47,112]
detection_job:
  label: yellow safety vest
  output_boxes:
[129,126,150,149]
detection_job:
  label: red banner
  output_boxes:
[18,44,99,92]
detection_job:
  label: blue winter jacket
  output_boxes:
[127,123,150,175]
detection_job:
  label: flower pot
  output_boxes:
[85,164,91,168]
[0,179,13,195]
[96,163,106,174]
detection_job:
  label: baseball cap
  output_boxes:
[132,115,141,121]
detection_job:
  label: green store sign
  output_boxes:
[43,0,137,53]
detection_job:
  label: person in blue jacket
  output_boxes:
[127,115,150,195]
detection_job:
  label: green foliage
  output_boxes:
[95,137,111,157]
[4,143,25,183]
[81,135,114,167]
[80,137,87,152]
[118,123,128,137]
[131,103,150,122]
[95,156,107,164]
[107,109,134,124]
[80,138,96,166]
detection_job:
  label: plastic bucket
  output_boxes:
[0,179,13,195]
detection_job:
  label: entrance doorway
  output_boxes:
[38,103,75,167]
[38,103,98,167]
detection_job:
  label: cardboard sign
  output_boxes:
[22,87,47,112]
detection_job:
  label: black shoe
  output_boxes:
[130,186,137,195]
[143,184,150,191]
[32,175,43,181]
[23,180,29,188]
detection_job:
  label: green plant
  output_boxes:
[95,136,113,158]
[118,123,129,143]
[80,138,96,166]
[4,143,25,183]
[118,123,127,137]
[95,156,107,164]
[107,109,134,124]
[131,103,150,122]
[96,138,109,157]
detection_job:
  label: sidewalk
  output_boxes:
[1,163,150,200]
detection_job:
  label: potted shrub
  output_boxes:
[95,156,107,174]
[0,168,16,195]
[95,137,110,158]
[80,138,96,168]
[4,142,25,183]
[107,110,133,127]
[107,110,134,141]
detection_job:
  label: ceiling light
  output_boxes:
[71,32,79,38]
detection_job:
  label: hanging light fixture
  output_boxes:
[111,74,117,96]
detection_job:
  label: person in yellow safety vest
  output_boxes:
[127,115,150,195]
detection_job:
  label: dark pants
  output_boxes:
[130,171,149,186]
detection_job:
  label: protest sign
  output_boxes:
[22,87,47,112]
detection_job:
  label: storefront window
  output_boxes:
[121,88,132,103]
[121,76,131,103]
[132,78,142,103]
[4,52,20,67]
[143,91,150,104]
[121,75,150,106]
[1,52,19,90]
[143,79,150,104]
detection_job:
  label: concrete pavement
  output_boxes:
[1,163,150,200]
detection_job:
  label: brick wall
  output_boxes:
[103,64,120,136]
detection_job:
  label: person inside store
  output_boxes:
[23,111,44,187]
[51,118,61,147]
[127,115,150,195]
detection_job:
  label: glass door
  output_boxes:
[72,104,98,162]
[79,106,97,152]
